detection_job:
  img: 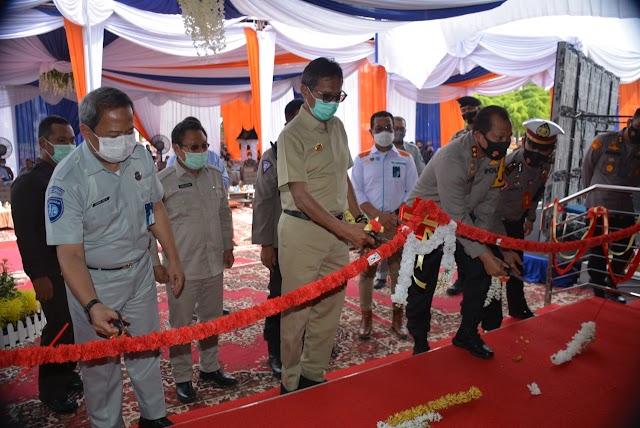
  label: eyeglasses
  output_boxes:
[181,143,209,152]
[373,125,394,133]
[308,86,347,103]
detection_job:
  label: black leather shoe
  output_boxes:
[298,375,326,390]
[138,416,174,427]
[268,354,282,378]
[607,292,626,304]
[412,341,430,355]
[67,378,83,393]
[223,307,231,315]
[176,381,197,403]
[373,278,386,290]
[446,281,463,296]
[508,307,536,319]
[200,369,238,387]
[41,397,78,413]
[452,335,494,359]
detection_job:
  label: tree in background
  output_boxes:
[476,83,551,136]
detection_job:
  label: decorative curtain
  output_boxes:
[63,18,86,99]
[415,103,441,150]
[619,80,639,120]
[387,87,417,143]
[45,97,82,145]
[245,28,262,155]
[15,97,48,168]
[358,62,387,151]
[439,98,463,147]
[221,99,254,160]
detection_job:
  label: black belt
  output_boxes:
[88,262,135,271]
[284,209,343,221]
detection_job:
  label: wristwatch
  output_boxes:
[84,298,101,323]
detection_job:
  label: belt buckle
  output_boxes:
[123,262,134,269]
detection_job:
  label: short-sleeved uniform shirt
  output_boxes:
[159,161,233,280]
[45,143,163,269]
[407,131,505,259]
[277,107,352,214]
[252,147,281,248]
[582,130,640,212]
[499,148,551,222]
[351,145,419,212]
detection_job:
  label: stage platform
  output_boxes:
[169,298,640,428]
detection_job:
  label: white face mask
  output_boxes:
[373,131,394,148]
[89,131,137,163]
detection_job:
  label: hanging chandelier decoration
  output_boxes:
[39,70,75,98]
[179,0,227,56]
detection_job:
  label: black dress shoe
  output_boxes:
[268,354,282,378]
[446,281,463,296]
[41,397,78,413]
[176,381,197,403]
[223,307,231,315]
[138,416,174,427]
[373,278,386,290]
[298,375,326,390]
[607,292,626,304]
[452,335,494,359]
[200,369,238,387]
[509,307,536,319]
[67,378,83,393]
[412,341,430,356]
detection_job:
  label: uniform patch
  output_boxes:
[491,158,506,188]
[47,197,64,223]
[392,166,401,177]
[178,183,193,189]
[48,186,65,196]
[92,196,110,207]
[591,140,601,150]
[262,160,272,173]
[471,146,478,158]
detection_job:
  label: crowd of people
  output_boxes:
[8,56,639,427]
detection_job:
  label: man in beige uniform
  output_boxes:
[277,57,373,394]
[582,107,640,304]
[406,106,520,358]
[152,117,237,404]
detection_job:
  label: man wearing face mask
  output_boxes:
[11,116,82,414]
[45,87,185,428]
[446,96,482,297]
[481,118,564,330]
[582,107,640,304]
[405,106,521,358]
[277,57,374,394]
[392,116,425,176]
[351,111,419,340]
[150,117,237,404]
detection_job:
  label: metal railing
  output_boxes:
[540,184,640,305]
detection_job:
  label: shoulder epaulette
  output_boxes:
[358,150,372,158]
[398,149,411,157]
[505,161,518,176]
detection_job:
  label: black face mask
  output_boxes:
[480,134,509,160]
[629,125,640,144]
[462,110,477,124]
[523,148,549,168]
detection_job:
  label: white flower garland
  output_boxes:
[483,276,504,307]
[527,382,542,395]
[392,221,457,306]
[550,321,596,365]
[377,412,443,428]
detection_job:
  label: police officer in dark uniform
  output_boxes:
[482,118,564,330]
[252,98,304,378]
[406,106,520,359]
[11,115,81,413]
[582,107,640,304]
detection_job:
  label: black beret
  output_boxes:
[457,96,481,107]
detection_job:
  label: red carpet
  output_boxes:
[172,298,640,428]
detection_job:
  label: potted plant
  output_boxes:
[0,259,43,349]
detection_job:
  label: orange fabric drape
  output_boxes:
[358,62,387,152]
[439,98,464,147]
[63,18,87,100]
[133,113,151,143]
[244,28,262,155]
[221,99,254,160]
[619,80,639,120]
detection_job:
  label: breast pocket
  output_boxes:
[85,196,118,232]
[163,187,187,222]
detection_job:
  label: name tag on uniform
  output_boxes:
[178,183,193,189]
[145,202,155,226]
[392,166,401,178]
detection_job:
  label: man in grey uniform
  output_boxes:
[482,118,564,330]
[582,107,640,304]
[151,117,237,404]
[252,98,304,378]
[405,106,520,359]
[46,87,185,428]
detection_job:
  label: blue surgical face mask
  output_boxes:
[307,90,339,121]
[182,151,208,170]
[45,139,75,164]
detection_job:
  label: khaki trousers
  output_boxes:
[278,214,349,391]
[359,229,402,310]
[168,274,224,383]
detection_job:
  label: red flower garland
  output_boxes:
[1,199,636,368]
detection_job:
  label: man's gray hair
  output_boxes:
[79,87,134,130]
